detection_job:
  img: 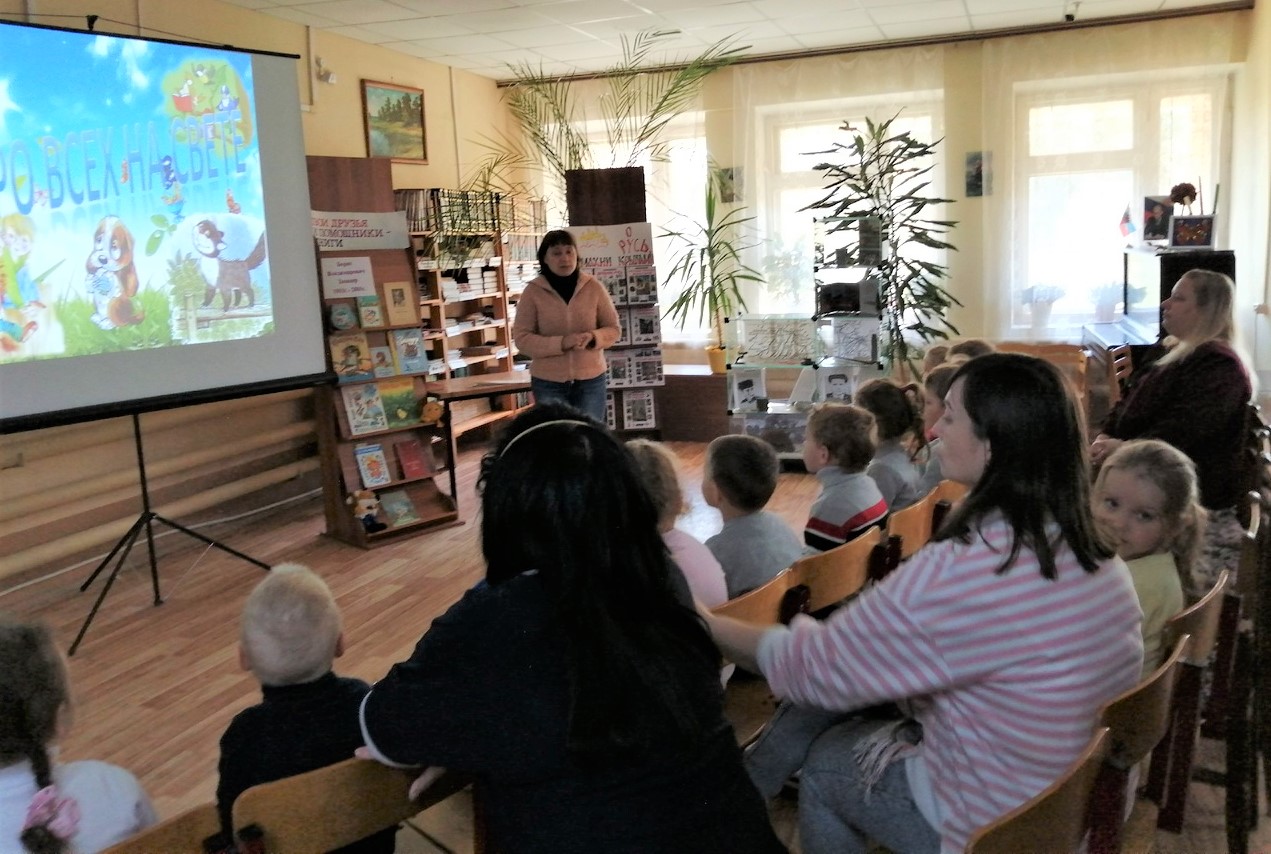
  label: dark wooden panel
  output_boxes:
[565,167,647,226]
[655,366,729,442]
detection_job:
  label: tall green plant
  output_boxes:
[473,30,747,194]
[806,113,959,374]
[661,172,764,349]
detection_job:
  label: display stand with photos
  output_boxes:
[723,311,880,460]
[572,222,665,433]
[308,156,459,548]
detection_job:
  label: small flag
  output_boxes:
[1119,205,1136,237]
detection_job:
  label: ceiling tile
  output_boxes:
[864,0,967,25]
[286,0,424,25]
[324,24,402,43]
[361,17,479,40]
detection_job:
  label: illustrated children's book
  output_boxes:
[378,377,421,429]
[369,346,397,378]
[629,305,660,345]
[383,281,419,326]
[354,443,393,488]
[394,437,432,479]
[357,294,386,328]
[378,489,422,528]
[623,389,656,429]
[328,302,359,331]
[391,328,430,374]
[329,332,375,383]
[340,384,388,436]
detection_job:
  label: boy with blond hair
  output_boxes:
[703,434,804,599]
[802,403,889,551]
[216,563,392,853]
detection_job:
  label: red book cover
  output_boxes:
[395,437,432,479]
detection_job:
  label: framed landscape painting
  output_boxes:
[361,80,427,163]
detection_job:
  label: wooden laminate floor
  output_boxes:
[1,440,1265,853]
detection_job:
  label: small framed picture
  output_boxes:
[1142,196,1172,242]
[361,80,427,163]
[1169,215,1215,248]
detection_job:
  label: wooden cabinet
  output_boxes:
[307,157,458,548]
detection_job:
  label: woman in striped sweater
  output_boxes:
[704,353,1143,853]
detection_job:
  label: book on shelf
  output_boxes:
[369,346,397,377]
[328,302,358,331]
[340,384,388,436]
[624,265,658,305]
[605,351,632,389]
[357,294,386,328]
[604,391,617,430]
[383,281,419,326]
[592,265,626,306]
[378,488,422,528]
[354,443,393,488]
[622,389,657,430]
[631,348,665,387]
[628,305,661,344]
[730,366,767,412]
[328,331,375,384]
[378,376,421,429]
[614,308,630,347]
[390,328,430,374]
[395,437,433,480]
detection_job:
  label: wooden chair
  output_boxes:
[1088,635,1190,854]
[231,757,470,853]
[964,727,1109,854]
[1105,343,1133,407]
[100,802,221,854]
[994,341,1089,403]
[1201,491,1259,737]
[887,486,938,560]
[1142,570,1230,834]
[712,568,798,746]
[786,526,883,612]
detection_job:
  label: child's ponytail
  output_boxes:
[855,378,927,461]
[1171,501,1206,596]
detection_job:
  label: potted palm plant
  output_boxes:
[661,170,765,373]
[806,112,959,376]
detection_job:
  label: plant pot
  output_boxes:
[1029,301,1054,333]
[706,346,727,374]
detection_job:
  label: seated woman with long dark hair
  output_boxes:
[704,354,1143,854]
[359,403,783,853]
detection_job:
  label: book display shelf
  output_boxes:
[308,156,459,548]
[396,187,533,440]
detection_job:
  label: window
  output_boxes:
[755,100,943,318]
[1013,73,1229,338]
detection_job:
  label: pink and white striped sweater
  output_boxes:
[758,514,1143,853]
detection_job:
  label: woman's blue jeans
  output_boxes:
[530,374,608,423]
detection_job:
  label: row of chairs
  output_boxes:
[101,760,474,853]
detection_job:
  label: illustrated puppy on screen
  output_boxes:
[85,215,143,329]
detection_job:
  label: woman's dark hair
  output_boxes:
[535,229,577,271]
[934,353,1112,579]
[479,402,721,763]
[0,616,72,854]
[854,378,927,459]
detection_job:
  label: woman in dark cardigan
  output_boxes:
[1091,268,1252,590]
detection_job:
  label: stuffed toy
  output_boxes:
[347,489,387,533]
[420,395,444,427]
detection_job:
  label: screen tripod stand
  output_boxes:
[69,412,270,655]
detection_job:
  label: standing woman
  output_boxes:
[1091,269,1252,590]
[703,354,1143,854]
[513,230,620,421]
[359,403,783,854]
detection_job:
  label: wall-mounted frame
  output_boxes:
[361,80,427,163]
[1169,215,1215,248]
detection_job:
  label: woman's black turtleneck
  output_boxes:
[543,267,579,303]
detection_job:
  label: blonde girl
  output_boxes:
[0,616,155,853]
[1093,440,1206,674]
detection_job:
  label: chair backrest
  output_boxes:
[232,758,468,852]
[1099,634,1190,770]
[711,568,796,624]
[787,527,882,612]
[964,728,1110,854]
[99,802,220,854]
[887,486,937,559]
[1106,344,1133,407]
[993,342,1089,401]
[1163,570,1230,664]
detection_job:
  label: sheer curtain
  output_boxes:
[978,16,1239,340]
